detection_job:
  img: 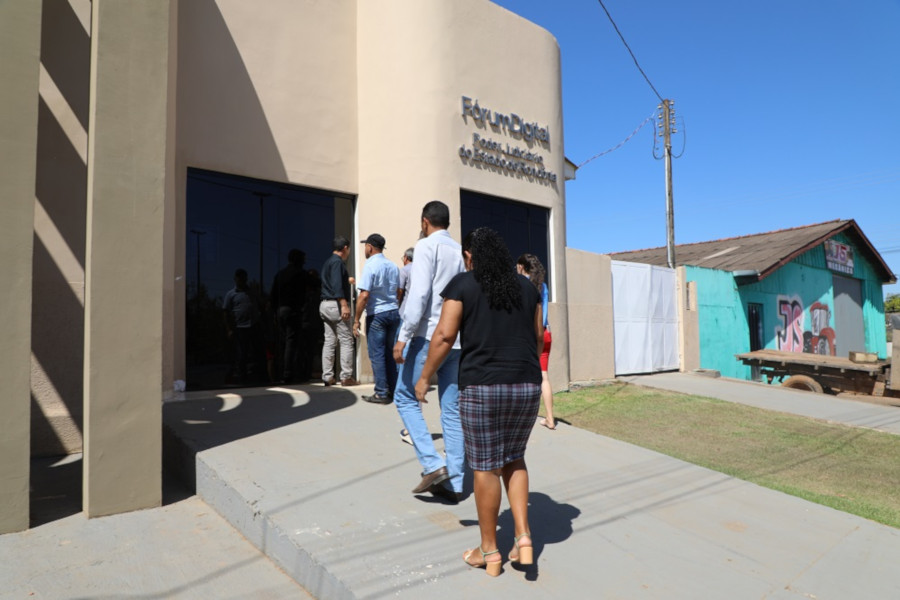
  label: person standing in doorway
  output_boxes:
[393,201,466,502]
[319,236,358,386]
[353,233,401,404]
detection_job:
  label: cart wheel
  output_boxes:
[782,375,824,393]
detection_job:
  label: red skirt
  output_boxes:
[540,328,552,371]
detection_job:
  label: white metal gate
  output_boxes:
[611,260,679,375]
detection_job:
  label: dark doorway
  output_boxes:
[748,303,764,351]
[459,190,550,292]
[185,168,354,390]
[748,303,764,380]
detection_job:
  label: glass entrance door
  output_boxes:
[185,167,354,389]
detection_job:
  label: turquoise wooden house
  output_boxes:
[611,220,896,380]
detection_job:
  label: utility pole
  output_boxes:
[659,99,676,269]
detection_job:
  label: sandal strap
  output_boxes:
[480,547,500,558]
[514,532,531,544]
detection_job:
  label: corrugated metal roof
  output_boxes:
[608,219,896,283]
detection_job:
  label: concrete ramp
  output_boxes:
[163,383,900,599]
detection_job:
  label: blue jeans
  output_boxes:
[366,309,400,397]
[393,336,464,493]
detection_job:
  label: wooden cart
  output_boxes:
[735,349,897,396]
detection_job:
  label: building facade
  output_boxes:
[3,0,571,532]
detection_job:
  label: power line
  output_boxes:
[578,112,655,168]
[596,0,663,102]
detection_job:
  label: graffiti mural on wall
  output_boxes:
[775,295,837,355]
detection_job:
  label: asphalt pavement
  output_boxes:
[2,373,899,599]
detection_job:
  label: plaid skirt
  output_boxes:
[460,383,541,471]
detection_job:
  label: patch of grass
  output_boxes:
[547,382,900,528]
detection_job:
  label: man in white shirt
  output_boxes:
[393,201,465,501]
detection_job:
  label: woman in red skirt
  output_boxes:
[517,253,555,430]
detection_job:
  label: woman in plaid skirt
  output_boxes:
[415,227,544,576]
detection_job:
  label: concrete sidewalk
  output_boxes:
[3,375,899,599]
[627,371,900,435]
[0,452,311,599]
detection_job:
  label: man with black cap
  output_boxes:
[353,233,401,403]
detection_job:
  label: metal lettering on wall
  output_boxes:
[458,96,557,184]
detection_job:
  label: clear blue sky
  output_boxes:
[492,0,900,298]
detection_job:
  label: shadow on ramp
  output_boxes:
[163,385,357,492]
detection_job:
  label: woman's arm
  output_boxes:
[535,304,545,357]
[414,299,463,402]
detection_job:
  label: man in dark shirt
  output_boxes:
[319,236,358,386]
[270,249,309,383]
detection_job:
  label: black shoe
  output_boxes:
[429,483,462,504]
[362,394,392,405]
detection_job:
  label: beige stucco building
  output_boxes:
[4,0,610,532]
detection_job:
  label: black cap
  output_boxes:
[361,233,386,249]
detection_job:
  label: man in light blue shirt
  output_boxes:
[353,233,400,403]
[392,201,466,502]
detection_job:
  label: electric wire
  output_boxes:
[596,0,664,102]
[577,112,656,168]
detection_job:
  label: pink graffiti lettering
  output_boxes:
[776,297,804,353]
[774,296,837,355]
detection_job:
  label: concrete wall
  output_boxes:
[565,248,615,382]
[31,0,92,457]
[0,0,42,535]
[356,0,568,383]
[677,267,700,372]
[82,0,176,517]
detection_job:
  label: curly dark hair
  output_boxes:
[516,253,545,291]
[463,228,522,312]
